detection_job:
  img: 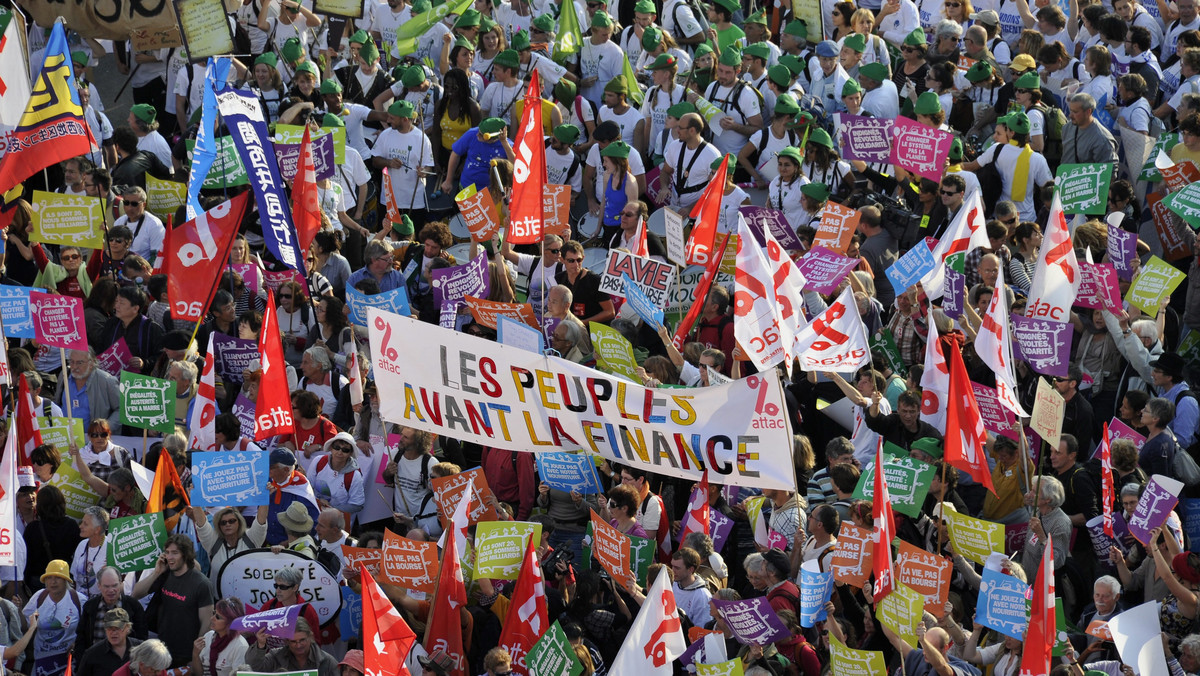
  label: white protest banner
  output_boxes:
[369,309,795,488]
[218,549,341,626]
[598,250,676,306]
[793,287,871,371]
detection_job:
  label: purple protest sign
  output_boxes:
[262,269,306,296]
[1128,474,1184,545]
[972,383,1019,441]
[1108,226,1137,281]
[795,246,859,295]
[767,530,787,551]
[1087,515,1124,569]
[229,605,302,638]
[96,338,133,377]
[710,510,734,552]
[230,263,261,295]
[888,117,955,182]
[212,332,259,384]
[1107,418,1146,451]
[274,131,336,181]
[30,292,87,351]
[739,205,806,249]
[943,267,966,319]
[1077,261,1122,312]
[431,252,490,310]
[837,115,893,163]
[1005,522,1028,558]
[712,597,790,646]
[1010,314,1072,377]
[230,394,257,441]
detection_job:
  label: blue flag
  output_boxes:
[186,58,231,220]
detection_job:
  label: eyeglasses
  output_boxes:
[219,517,239,526]
[565,257,583,263]
[901,46,921,52]
[939,189,959,196]
[1015,88,1032,94]
[274,583,296,590]
[278,294,293,299]
[547,248,561,254]
[89,432,108,438]
[123,200,142,206]
[945,2,961,5]
[621,211,639,218]
[61,253,81,261]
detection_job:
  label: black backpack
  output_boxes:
[315,547,342,577]
[977,144,1008,215]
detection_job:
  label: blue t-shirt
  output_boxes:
[451,128,507,191]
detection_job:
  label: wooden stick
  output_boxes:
[59,349,76,449]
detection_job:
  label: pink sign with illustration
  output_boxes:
[888,117,955,182]
[30,292,87,351]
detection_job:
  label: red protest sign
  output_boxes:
[31,292,87,351]
[96,337,133,376]
[431,468,500,527]
[342,545,383,579]
[831,523,873,588]
[1149,191,1192,262]
[463,296,539,330]
[1162,159,1200,194]
[380,530,439,593]
[456,186,501,243]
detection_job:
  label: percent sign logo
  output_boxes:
[374,316,400,360]
[744,375,780,417]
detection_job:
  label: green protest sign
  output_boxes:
[945,510,1005,565]
[1164,182,1200,230]
[37,416,84,451]
[852,451,935,517]
[107,512,168,573]
[29,191,106,249]
[48,459,102,521]
[146,175,188,218]
[527,621,583,676]
[870,329,906,378]
[1140,132,1180,182]
[473,521,542,580]
[1055,163,1113,215]
[120,371,176,434]
[876,582,923,648]
[590,322,641,382]
[185,136,248,188]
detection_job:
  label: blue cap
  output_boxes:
[270,448,296,467]
[816,40,839,57]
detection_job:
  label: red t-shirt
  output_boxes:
[280,416,338,450]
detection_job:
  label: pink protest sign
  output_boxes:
[96,338,133,376]
[1107,418,1147,450]
[795,246,859,295]
[230,263,261,295]
[1077,261,1122,312]
[262,269,307,297]
[972,383,1019,441]
[889,117,955,182]
[30,292,87,351]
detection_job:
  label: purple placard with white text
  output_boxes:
[1107,226,1138,281]
[274,131,336,181]
[943,267,965,319]
[740,206,807,250]
[837,115,893,163]
[229,605,302,638]
[972,383,1019,441]
[795,246,859,295]
[1128,474,1184,545]
[431,252,490,310]
[1010,314,1072,377]
[712,597,790,646]
[888,117,955,182]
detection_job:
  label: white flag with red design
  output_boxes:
[974,264,1027,416]
[609,567,686,675]
[347,332,363,407]
[1100,423,1114,537]
[633,219,649,257]
[1018,536,1055,676]
[188,333,218,452]
[0,419,17,565]
[918,303,948,433]
[734,214,794,371]
[438,483,474,563]
[678,472,711,543]
[1026,191,1081,324]
[497,538,549,676]
[361,564,417,676]
[944,340,996,494]
[921,191,990,298]
[793,286,871,371]
[871,440,897,601]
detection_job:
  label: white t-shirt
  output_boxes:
[333,146,373,212]
[579,39,625,102]
[662,138,721,208]
[371,5,412,57]
[662,0,703,42]
[137,131,174,167]
[976,142,1053,221]
[598,105,642,145]
[392,452,434,518]
[546,147,584,192]
[704,80,763,155]
[768,176,811,229]
[852,398,892,467]
[114,212,166,262]
[373,127,435,209]
[480,80,524,128]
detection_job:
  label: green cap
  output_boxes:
[667,101,696,118]
[911,437,943,459]
[388,99,417,118]
[948,137,964,162]
[255,52,278,68]
[1014,71,1041,89]
[323,112,346,127]
[903,28,927,46]
[479,14,497,31]
[642,25,663,51]
[454,8,481,27]
[554,79,577,102]
[746,9,768,24]
[768,64,792,87]
[294,61,319,78]
[600,141,631,159]
[130,103,156,124]
[777,146,802,163]
[282,37,304,64]
[859,62,888,81]
[319,78,342,95]
[999,111,1031,134]
[348,29,370,45]
[591,11,613,27]
[402,65,427,88]
[842,78,863,97]
[843,33,866,53]
[647,53,678,70]
[718,48,742,68]
[743,42,770,62]
[710,153,734,170]
[914,91,942,116]
[783,20,808,37]
[71,50,88,67]
[634,0,656,13]
[605,74,630,95]
[358,40,379,64]
[712,0,738,13]
[494,49,520,69]
[392,214,415,236]
[808,127,834,149]
[511,29,531,50]
[694,42,715,58]
[454,35,475,51]
[554,124,581,144]
[532,13,555,31]
[779,54,803,76]
[479,117,506,135]
[774,93,800,115]
[412,0,430,11]
[964,60,992,83]
[801,181,830,202]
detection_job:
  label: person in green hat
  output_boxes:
[802,127,855,195]
[659,110,720,208]
[601,75,643,147]
[479,49,523,129]
[841,78,865,116]
[248,53,287,122]
[765,64,797,106]
[707,0,745,53]
[744,9,779,62]
[320,76,387,161]
[689,42,718,90]
[281,37,305,67]
[913,90,946,129]
[839,33,867,77]
[617,0,657,64]
[799,181,830,224]
[334,38,391,117]
[288,60,322,106]
[741,42,772,95]
[453,8,482,42]
[530,13,556,46]
[738,93,801,189]
[579,12,623,101]
[961,110,1053,221]
[1012,71,1049,153]
[859,61,900,119]
[375,64,442,132]
[546,124,583,199]
[641,53,686,160]
[781,19,810,54]
[707,46,764,161]
[373,95,437,229]
[510,28,531,52]
[767,146,808,227]
[598,141,639,234]
[440,117,514,194]
[895,28,929,115]
[553,79,599,150]
[126,104,173,167]
[440,34,477,78]
[660,0,707,50]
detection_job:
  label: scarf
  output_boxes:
[208,629,237,676]
[1009,140,1034,202]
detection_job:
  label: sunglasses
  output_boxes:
[61,254,80,261]
[331,444,353,453]
[565,257,583,263]
[902,45,921,52]
[1016,88,1032,94]
[89,432,108,438]
[945,1,960,5]
[278,294,293,299]
[220,519,239,526]
[274,583,296,590]
[124,200,142,206]
[939,189,959,196]
[547,248,561,254]
[1001,217,1018,226]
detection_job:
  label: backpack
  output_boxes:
[1033,102,1065,168]
[315,546,342,576]
[977,143,1008,215]
[798,93,833,134]
[315,455,355,492]
[208,533,257,562]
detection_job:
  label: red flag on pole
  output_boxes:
[497,538,549,675]
[425,508,468,676]
[15,374,42,462]
[678,471,711,543]
[871,440,896,601]
[164,193,250,322]
[1100,423,1115,537]
[671,234,731,350]
[255,290,295,440]
[684,155,730,266]
[944,342,996,494]
[362,564,417,676]
[292,126,322,256]
[508,71,545,245]
[1019,536,1055,676]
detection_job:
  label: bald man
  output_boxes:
[883,623,981,676]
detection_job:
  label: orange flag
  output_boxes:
[147,446,190,531]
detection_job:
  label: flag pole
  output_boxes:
[58,348,75,448]
[936,460,947,555]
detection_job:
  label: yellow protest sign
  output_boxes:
[146,175,188,218]
[589,322,641,382]
[48,458,103,521]
[37,416,84,450]
[29,191,104,248]
[829,636,887,676]
[946,510,1006,565]
[697,659,744,676]
[1126,255,1186,316]
[876,582,924,648]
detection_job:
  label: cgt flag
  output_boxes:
[1026,190,1081,323]
[918,303,949,433]
[685,155,730,266]
[508,71,546,245]
[944,342,995,494]
[872,440,897,601]
[496,538,549,675]
[362,564,417,676]
[292,125,322,256]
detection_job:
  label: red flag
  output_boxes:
[634,218,649,257]
[292,126,322,256]
[1100,423,1114,537]
[678,472,711,543]
[497,538,548,675]
[671,234,731,350]
[255,290,295,440]
[147,442,190,530]
[684,155,730,266]
[165,193,251,322]
[15,374,42,463]
[187,333,218,452]
[871,440,896,601]
[425,508,468,676]
[943,343,996,495]
[1019,536,1055,676]
[508,71,546,245]
[362,564,417,676]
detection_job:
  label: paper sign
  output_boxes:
[261,269,306,296]
[622,273,664,328]
[831,523,873,588]
[740,206,806,250]
[37,417,84,453]
[829,636,886,676]
[535,452,603,494]
[709,510,735,552]
[1129,474,1184,544]
[48,460,102,520]
[96,338,133,377]
[274,125,346,164]
[973,383,1019,440]
[712,597,790,646]
[380,530,439,593]
[173,0,235,60]
[889,117,955,182]
[30,292,87,351]
[1165,182,1200,230]
[664,208,687,265]
[106,512,168,573]
[895,540,952,617]
[696,659,744,676]
[946,510,1006,565]
[498,315,544,353]
[977,567,1030,639]
[837,115,893,163]
[852,452,936,518]
[431,469,499,527]
[231,394,258,439]
[229,605,303,639]
[29,191,105,248]
[217,550,341,625]
[313,0,363,17]
[942,266,965,319]
[455,184,502,243]
[1107,226,1138,281]
[474,521,542,580]
[589,512,633,588]
[146,174,188,218]
[0,285,32,338]
[599,250,675,306]
[1126,256,1185,315]
[464,296,539,330]
[1056,163,1113,215]
[1149,191,1194,262]
[185,136,248,188]
[527,621,584,676]
[1010,314,1072,377]
[190,450,269,507]
[1032,377,1066,451]
[876,582,924,648]
[119,371,176,433]
[432,252,490,311]
[885,239,937,294]
[543,184,572,237]
[274,131,336,182]
[1077,261,1124,312]
[340,546,383,579]
[212,332,258,384]
[795,246,859,294]
[813,202,861,254]
[347,286,412,326]
[1108,418,1147,450]
[590,321,641,382]
[230,263,261,295]
[799,559,835,627]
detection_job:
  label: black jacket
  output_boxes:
[74,594,148,661]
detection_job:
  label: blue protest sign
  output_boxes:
[347,285,411,326]
[535,452,603,494]
[0,285,33,338]
[622,273,664,329]
[338,585,363,639]
[799,560,835,627]
[498,315,544,354]
[884,240,937,295]
[1183,499,1200,553]
[977,568,1029,639]
[189,451,269,507]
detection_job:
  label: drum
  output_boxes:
[577,213,603,242]
[646,207,668,239]
[757,156,779,183]
[446,242,473,263]
[583,247,609,274]
[447,213,471,243]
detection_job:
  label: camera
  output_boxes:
[843,189,925,253]
[541,548,574,580]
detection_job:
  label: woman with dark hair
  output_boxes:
[5,200,40,286]
[236,310,263,340]
[430,69,482,170]
[276,280,315,367]
[801,129,854,196]
[1008,221,1041,291]
[1106,178,1140,226]
[924,61,957,118]
[307,295,355,373]
[79,419,132,482]
[30,444,60,484]
[23,486,82,591]
[597,142,638,242]
[831,1,857,40]
[1149,526,1200,648]
[310,231,351,298]
[192,596,250,676]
